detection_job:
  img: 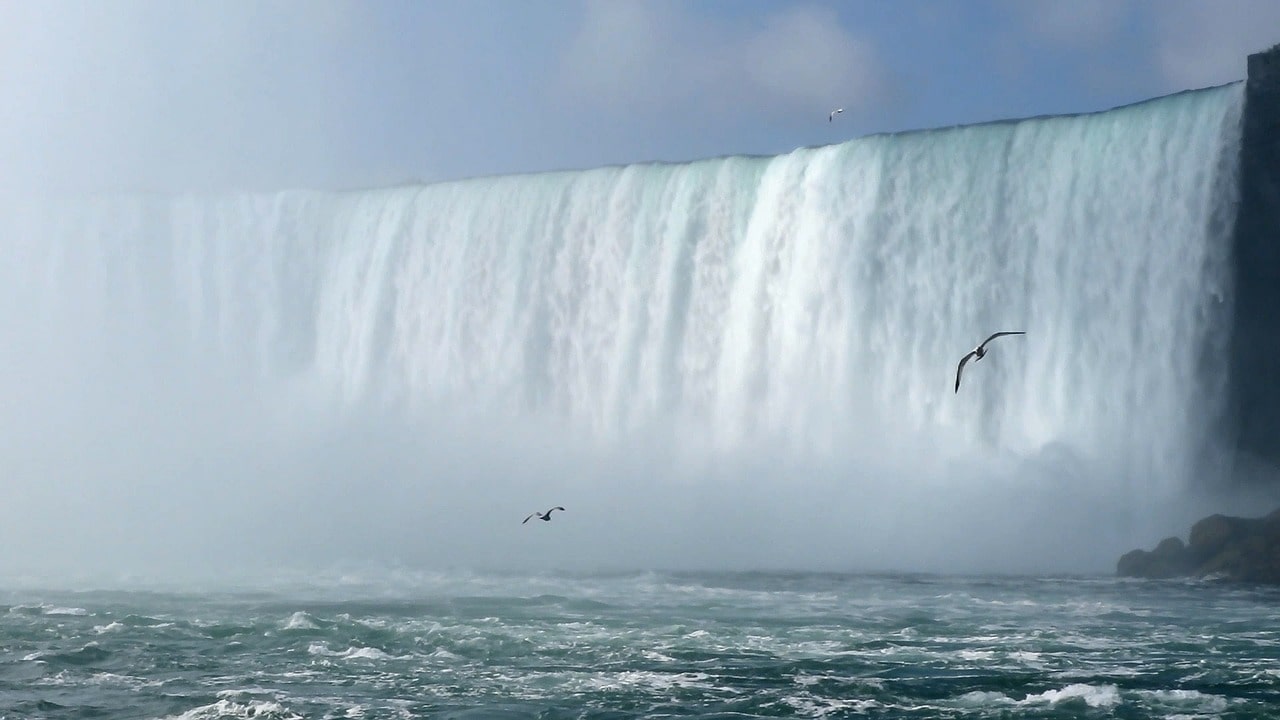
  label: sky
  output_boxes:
[0,0,1277,193]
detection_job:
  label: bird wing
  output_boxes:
[979,331,1026,349]
[551,506,565,512]
[522,513,537,524]
[955,350,979,393]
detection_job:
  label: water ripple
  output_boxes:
[2,572,1279,718]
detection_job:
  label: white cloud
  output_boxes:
[1003,0,1276,95]
[0,1,367,192]
[1012,0,1134,49]
[743,6,883,112]
[555,2,709,113]
[558,1,884,120]
[1152,0,1280,89]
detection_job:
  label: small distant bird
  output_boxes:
[829,108,844,122]
[955,332,1025,393]
[523,507,566,524]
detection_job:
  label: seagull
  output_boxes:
[955,331,1025,393]
[829,108,844,122]
[523,507,566,524]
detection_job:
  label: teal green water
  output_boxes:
[2,572,1277,718]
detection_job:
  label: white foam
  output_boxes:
[158,699,301,720]
[956,690,1013,706]
[43,606,88,616]
[782,695,883,716]
[585,670,714,693]
[641,649,676,663]
[306,643,403,661]
[281,611,319,630]
[341,646,393,661]
[10,603,89,616]
[1136,688,1230,712]
[86,672,156,689]
[1024,683,1121,708]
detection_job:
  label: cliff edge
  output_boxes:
[1116,509,1280,583]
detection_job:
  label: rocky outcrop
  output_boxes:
[1233,43,1280,466]
[1116,508,1280,583]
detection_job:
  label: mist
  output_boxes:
[0,341,1263,587]
[0,351,1224,586]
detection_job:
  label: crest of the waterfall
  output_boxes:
[0,84,1244,501]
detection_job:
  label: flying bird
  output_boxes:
[955,331,1025,393]
[829,108,844,122]
[523,507,566,524]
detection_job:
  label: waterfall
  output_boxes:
[0,83,1246,576]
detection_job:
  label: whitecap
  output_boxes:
[341,646,392,661]
[306,642,334,656]
[93,621,125,634]
[215,688,277,700]
[281,611,319,631]
[44,606,89,616]
[641,649,676,663]
[782,695,882,716]
[88,672,153,688]
[157,699,302,720]
[955,690,1013,706]
[1136,688,1229,712]
[309,643,405,661]
[1024,683,1121,708]
[585,670,714,693]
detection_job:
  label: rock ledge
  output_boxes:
[1116,509,1280,583]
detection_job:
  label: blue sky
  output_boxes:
[0,0,1276,192]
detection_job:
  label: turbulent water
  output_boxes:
[3,571,1278,719]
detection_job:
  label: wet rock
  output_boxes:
[1116,536,1193,579]
[1117,508,1280,584]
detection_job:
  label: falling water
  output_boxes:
[0,83,1246,577]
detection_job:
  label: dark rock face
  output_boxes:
[1116,508,1280,583]
[1116,537,1194,579]
[1232,43,1280,464]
